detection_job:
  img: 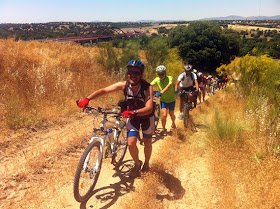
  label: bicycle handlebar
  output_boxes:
[86,106,121,115]
[179,89,199,96]
[76,100,121,116]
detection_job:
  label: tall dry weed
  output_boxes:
[0,39,115,132]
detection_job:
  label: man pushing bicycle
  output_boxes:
[175,64,199,120]
[151,65,176,135]
[77,59,154,177]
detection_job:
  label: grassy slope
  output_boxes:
[118,87,280,209]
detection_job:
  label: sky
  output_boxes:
[0,0,279,24]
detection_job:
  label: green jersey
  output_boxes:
[151,76,175,103]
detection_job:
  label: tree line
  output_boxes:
[108,21,280,74]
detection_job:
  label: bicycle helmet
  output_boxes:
[193,69,197,73]
[184,64,192,72]
[156,65,167,73]
[127,59,145,72]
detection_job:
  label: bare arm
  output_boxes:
[194,79,199,91]
[175,80,181,91]
[86,81,126,100]
[160,84,171,94]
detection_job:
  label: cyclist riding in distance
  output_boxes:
[175,64,199,120]
[151,65,176,135]
[77,59,154,177]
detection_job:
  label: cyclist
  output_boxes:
[197,72,207,103]
[175,64,199,120]
[151,65,176,135]
[206,75,212,95]
[77,59,154,177]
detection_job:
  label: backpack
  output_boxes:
[121,79,154,117]
[124,79,150,101]
[197,74,203,84]
[181,72,195,85]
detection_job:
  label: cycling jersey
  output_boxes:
[124,79,153,117]
[126,116,155,139]
[150,76,175,103]
[124,79,155,139]
[177,72,197,88]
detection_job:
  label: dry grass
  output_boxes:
[0,39,119,150]
[120,123,192,208]
[2,126,91,209]
[206,88,280,208]
[228,24,280,33]
[0,39,113,130]
[121,87,280,208]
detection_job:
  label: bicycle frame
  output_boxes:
[83,106,122,172]
[180,90,192,104]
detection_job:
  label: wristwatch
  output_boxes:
[133,110,138,115]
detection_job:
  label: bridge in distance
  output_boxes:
[56,26,144,44]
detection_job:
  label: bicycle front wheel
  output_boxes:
[183,103,189,128]
[73,140,102,202]
[112,126,128,166]
[154,103,161,129]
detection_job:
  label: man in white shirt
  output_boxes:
[175,64,199,120]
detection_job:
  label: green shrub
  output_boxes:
[206,108,246,144]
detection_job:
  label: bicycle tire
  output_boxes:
[154,103,161,129]
[73,140,102,202]
[111,125,128,166]
[183,103,189,128]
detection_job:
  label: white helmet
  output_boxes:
[156,65,167,73]
[184,64,192,72]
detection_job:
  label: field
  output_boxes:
[228,24,280,32]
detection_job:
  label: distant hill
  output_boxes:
[201,15,280,20]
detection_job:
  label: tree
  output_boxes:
[168,21,240,72]
[144,36,169,76]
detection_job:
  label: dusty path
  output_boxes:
[1,90,224,209]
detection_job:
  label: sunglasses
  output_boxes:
[158,73,165,76]
[128,71,141,76]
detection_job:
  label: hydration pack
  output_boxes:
[118,80,154,117]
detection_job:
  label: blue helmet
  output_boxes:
[127,59,145,72]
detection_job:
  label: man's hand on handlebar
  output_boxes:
[155,91,161,97]
[122,110,137,118]
[77,98,90,109]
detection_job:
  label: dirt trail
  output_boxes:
[1,91,224,209]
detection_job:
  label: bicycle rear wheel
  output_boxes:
[73,140,102,202]
[112,126,128,166]
[183,103,189,128]
[154,103,161,129]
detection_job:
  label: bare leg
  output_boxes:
[127,136,139,163]
[143,138,152,164]
[169,110,176,127]
[161,108,167,130]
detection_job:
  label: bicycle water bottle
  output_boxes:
[107,128,114,153]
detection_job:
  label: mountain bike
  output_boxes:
[73,105,128,203]
[180,90,197,128]
[153,91,161,130]
[138,92,161,145]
